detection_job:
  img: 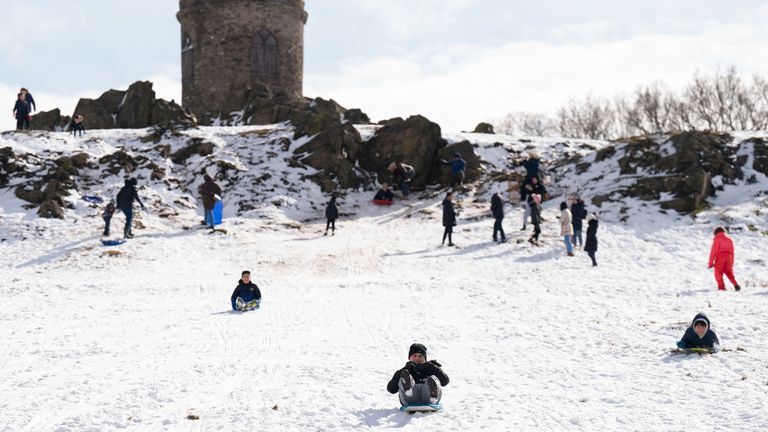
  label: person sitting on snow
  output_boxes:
[230,270,262,311]
[387,343,450,407]
[677,313,720,350]
[373,183,395,204]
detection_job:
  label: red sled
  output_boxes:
[373,199,394,206]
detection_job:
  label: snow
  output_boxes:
[1,127,768,431]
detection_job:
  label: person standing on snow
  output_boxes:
[198,174,222,230]
[442,191,457,246]
[325,195,338,236]
[584,212,598,266]
[570,195,586,249]
[386,343,450,407]
[560,201,574,256]
[116,178,145,238]
[528,193,543,246]
[20,88,36,112]
[490,189,506,243]
[521,175,546,230]
[441,152,466,188]
[12,93,30,130]
[708,227,741,291]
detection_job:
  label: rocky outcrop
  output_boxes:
[30,109,71,132]
[358,115,447,189]
[473,122,495,134]
[344,108,371,125]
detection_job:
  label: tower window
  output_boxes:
[252,29,279,82]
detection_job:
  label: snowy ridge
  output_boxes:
[1,127,768,431]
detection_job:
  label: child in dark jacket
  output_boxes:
[231,270,262,311]
[584,213,598,266]
[325,196,338,236]
[102,198,116,236]
[677,313,719,350]
[387,343,450,407]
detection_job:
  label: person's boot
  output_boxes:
[400,369,414,396]
[427,376,440,403]
[103,230,109,236]
[567,252,574,257]
[735,285,741,291]
[324,231,328,236]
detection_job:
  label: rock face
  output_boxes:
[473,122,495,134]
[358,115,448,189]
[30,81,196,131]
[343,108,371,125]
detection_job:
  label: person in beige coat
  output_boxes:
[560,201,574,256]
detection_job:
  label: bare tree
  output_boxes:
[493,111,556,137]
[556,96,616,140]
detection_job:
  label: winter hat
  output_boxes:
[129,178,138,186]
[587,213,597,222]
[692,313,710,329]
[408,343,427,360]
[204,174,212,182]
[453,152,461,158]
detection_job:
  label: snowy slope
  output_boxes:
[1,127,768,431]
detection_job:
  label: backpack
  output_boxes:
[401,164,416,180]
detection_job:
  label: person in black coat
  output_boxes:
[230,270,262,310]
[325,196,338,236]
[442,191,457,246]
[116,178,145,238]
[570,196,586,248]
[387,343,450,406]
[584,213,598,266]
[528,193,543,245]
[490,191,506,242]
[521,175,547,229]
[20,88,36,112]
[677,313,719,350]
[13,93,30,130]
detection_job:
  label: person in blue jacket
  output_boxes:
[231,270,262,310]
[441,152,466,187]
[677,313,719,350]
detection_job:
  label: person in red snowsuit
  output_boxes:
[708,227,740,291]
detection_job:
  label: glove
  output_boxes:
[429,359,442,367]
[676,340,685,349]
[404,361,416,370]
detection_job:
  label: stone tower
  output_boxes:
[177,0,308,120]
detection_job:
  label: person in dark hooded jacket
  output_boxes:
[677,313,719,350]
[528,193,543,245]
[20,88,35,112]
[441,152,466,188]
[442,191,457,246]
[570,196,586,248]
[325,196,338,236]
[387,343,450,407]
[230,270,262,311]
[198,174,222,230]
[490,190,506,242]
[583,213,598,266]
[116,178,145,238]
[13,93,30,130]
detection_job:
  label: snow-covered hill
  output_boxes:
[1,126,767,431]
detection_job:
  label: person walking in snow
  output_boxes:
[69,115,86,136]
[102,198,116,236]
[198,174,222,230]
[491,189,506,243]
[12,93,30,131]
[560,201,574,256]
[116,178,145,238]
[708,227,741,291]
[325,195,338,236]
[677,313,719,350]
[442,191,457,246]
[584,212,598,266]
[386,343,450,407]
[387,162,415,198]
[521,175,546,230]
[441,152,466,188]
[528,193,543,246]
[570,195,586,249]
[20,88,36,112]
[230,270,262,311]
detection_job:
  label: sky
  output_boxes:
[2,0,768,132]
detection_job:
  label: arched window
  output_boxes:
[252,29,279,82]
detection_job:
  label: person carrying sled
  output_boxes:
[584,212,598,266]
[198,174,222,230]
[708,227,741,291]
[12,93,30,131]
[230,270,262,311]
[442,191,457,246]
[677,313,719,350]
[387,162,415,198]
[441,152,466,188]
[102,198,116,236]
[387,343,450,407]
[325,195,338,236]
[69,115,86,136]
[116,178,145,238]
[373,183,395,204]
[490,189,506,243]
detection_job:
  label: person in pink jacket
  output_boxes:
[708,227,740,291]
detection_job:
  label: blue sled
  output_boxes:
[399,404,443,413]
[205,200,223,226]
[82,195,104,204]
[101,239,126,246]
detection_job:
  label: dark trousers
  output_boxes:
[397,179,410,197]
[442,226,453,244]
[120,206,133,237]
[326,218,335,232]
[451,171,465,188]
[103,216,112,234]
[532,223,541,241]
[493,217,505,241]
[16,118,29,130]
[588,251,597,266]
